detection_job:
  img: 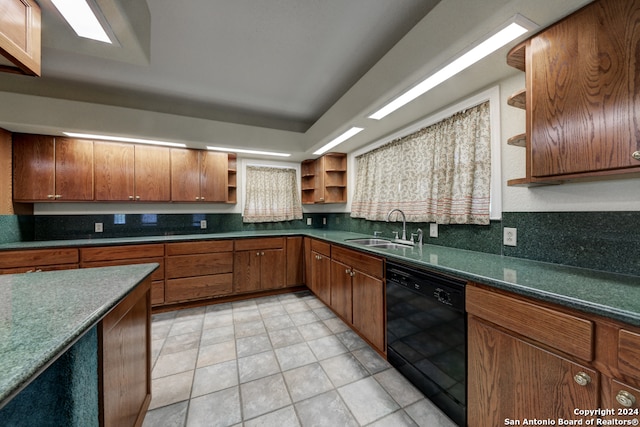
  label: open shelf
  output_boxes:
[507,89,526,109]
[507,133,526,148]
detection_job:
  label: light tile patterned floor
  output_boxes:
[143,290,457,427]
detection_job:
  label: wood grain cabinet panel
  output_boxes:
[13,134,93,201]
[309,248,331,306]
[330,258,352,322]
[285,236,304,286]
[233,238,286,293]
[171,149,228,202]
[0,0,41,76]
[0,248,79,274]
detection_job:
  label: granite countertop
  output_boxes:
[0,263,158,407]
[1,230,639,327]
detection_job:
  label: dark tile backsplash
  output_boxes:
[1,211,638,276]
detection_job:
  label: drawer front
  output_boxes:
[331,245,383,279]
[166,240,233,256]
[151,280,165,306]
[310,239,331,257]
[82,258,165,282]
[0,248,79,269]
[466,284,594,361]
[618,329,640,381]
[234,237,285,251]
[81,244,164,262]
[165,274,233,303]
[166,252,233,279]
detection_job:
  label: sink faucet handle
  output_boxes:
[416,228,423,245]
[410,233,417,243]
[392,231,399,239]
[373,231,382,237]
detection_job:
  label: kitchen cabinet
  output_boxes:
[170,148,228,202]
[307,238,331,306]
[80,244,166,306]
[300,152,347,204]
[0,247,79,274]
[330,245,385,351]
[13,134,94,201]
[285,236,304,286]
[99,275,151,427]
[94,141,171,202]
[507,0,640,185]
[165,240,233,303]
[233,237,285,293]
[227,154,237,204]
[467,283,640,426]
[0,0,41,76]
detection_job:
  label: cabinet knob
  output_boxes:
[129,195,134,200]
[135,195,141,200]
[616,390,637,408]
[632,151,640,161]
[200,197,205,201]
[55,195,62,199]
[573,372,592,386]
[345,268,350,274]
[47,195,55,199]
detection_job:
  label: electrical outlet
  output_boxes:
[429,223,438,238]
[200,220,207,229]
[94,223,103,233]
[322,217,327,225]
[503,227,517,246]
[306,218,312,226]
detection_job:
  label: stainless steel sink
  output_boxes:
[345,238,414,250]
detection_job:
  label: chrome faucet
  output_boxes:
[386,209,407,241]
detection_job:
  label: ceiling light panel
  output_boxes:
[63,132,186,148]
[313,127,364,155]
[207,147,291,157]
[51,0,112,43]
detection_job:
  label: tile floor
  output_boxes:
[143,290,457,427]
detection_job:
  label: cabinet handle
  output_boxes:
[315,255,322,260]
[47,194,55,199]
[261,252,265,256]
[55,195,62,199]
[200,197,205,201]
[345,268,350,274]
[573,372,592,386]
[129,195,134,200]
[135,195,141,200]
[616,390,637,408]
[632,151,640,161]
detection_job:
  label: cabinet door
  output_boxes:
[603,378,640,418]
[330,259,352,323]
[352,271,384,351]
[55,138,93,201]
[468,316,599,426]
[134,145,170,201]
[261,248,285,290]
[530,0,640,177]
[0,0,41,76]
[170,148,201,202]
[310,251,331,306]
[94,141,134,201]
[233,250,262,293]
[200,151,227,202]
[285,236,304,286]
[12,133,54,200]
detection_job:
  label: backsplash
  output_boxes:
[1,211,638,276]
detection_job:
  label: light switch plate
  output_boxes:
[94,223,103,233]
[503,227,517,246]
[429,223,438,238]
[306,218,312,225]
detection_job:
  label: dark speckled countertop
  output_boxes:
[0,263,158,408]
[1,230,639,327]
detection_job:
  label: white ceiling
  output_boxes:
[0,0,593,161]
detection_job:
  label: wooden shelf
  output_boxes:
[300,153,347,204]
[506,41,526,72]
[507,133,526,147]
[507,89,526,109]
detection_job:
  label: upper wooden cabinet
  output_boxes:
[94,141,171,202]
[170,149,228,202]
[301,153,347,204]
[13,134,94,201]
[0,0,41,76]
[507,0,640,185]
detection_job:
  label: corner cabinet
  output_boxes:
[467,283,640,426]
[506,0,640,186]
[0,0,41,76]
[300,152,347,204]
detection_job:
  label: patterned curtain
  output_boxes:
[243,166,303,223]
[351,101,491,225]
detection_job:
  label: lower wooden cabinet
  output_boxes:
[307,239,331,306]
[233,238,286,293]
[99,275,151,427]
[165,240,233,303]
[0,248,79,274]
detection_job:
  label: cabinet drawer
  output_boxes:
[166,240,233,256]
[0,248,79,269]
[166,252,233,279]
[234,237,285,251]
[82,258,165,282]
[618,329,640,381]
[310,239,331,257]
[165,274,233,303]
[466,285,594,361]
[81,244,164,262]
[151,280,165,306]
[331,245,383,279]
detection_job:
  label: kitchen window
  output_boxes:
[243,166,303,223]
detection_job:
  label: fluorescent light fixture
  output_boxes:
[52,0,112,44]
[63,132,187,148]
[207,146,291,157]
[369,15,535,120]
[313,127,364,155]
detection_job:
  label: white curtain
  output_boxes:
[351,101,491,225]
[243,166,303,223]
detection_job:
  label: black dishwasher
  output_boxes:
[386,261,466,426]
